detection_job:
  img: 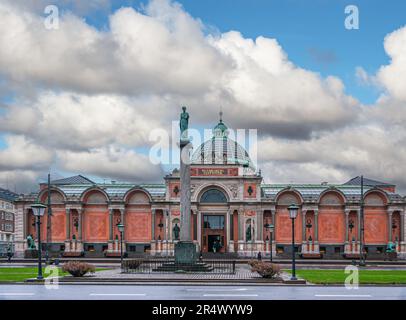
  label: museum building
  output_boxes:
[13,117,406,259]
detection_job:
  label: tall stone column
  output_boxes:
[197,210,202,250]
[302,210,306,242]
[400,211,405,255]
[77,208,83,252]
[256,210,263,241]
[78,209,83,241]
[65,208,71,241]
[301,210,307,253]
[109,209,114,241]
[179,141,192,242]
[388,210,393,243]
[357,209,361,243]
[151,209,156,241]
[271,210,276,242]
[314,210,319,253]
[344,209,350,254]
[226,210,231,251]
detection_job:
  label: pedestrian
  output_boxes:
[6,243,13,263]
[257,251,262,261]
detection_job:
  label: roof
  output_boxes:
[51,175,95,185]
[343,176,395,187]
[0,187,19,202]
[52,182,166,198]
[260,183,402,202]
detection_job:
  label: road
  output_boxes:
[1,284,406,300]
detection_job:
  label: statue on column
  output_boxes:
[179,106,189,141]
[246,224,252,241]
[173,223,180,240]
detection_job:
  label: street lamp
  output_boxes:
[288,203,299,281]
[31,202,47,280]
[117,223,125,267]
[264,223,274,262]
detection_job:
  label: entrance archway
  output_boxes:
[198,188,228,253]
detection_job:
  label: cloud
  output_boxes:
[1,92,168,151]
[58,146,164,182]
[376,25,406,101]
[0,0,405,195]
[0,135,54,171]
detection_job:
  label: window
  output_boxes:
[334,247,341,253]
[200,189,227,203]
[4,224,13,232]
[203,215,225,229]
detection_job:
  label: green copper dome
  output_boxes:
[191,113,255,171]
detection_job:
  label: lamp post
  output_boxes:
[264,223,274,262]
[117,223,125,267]
[31,202,47,280]
[288,203,299,281]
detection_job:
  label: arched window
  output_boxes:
[200,189,227,203]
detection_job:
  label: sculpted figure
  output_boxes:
[179,106,189,140]
[173,223,180,240]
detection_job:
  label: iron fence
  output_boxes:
[122,258,236,274]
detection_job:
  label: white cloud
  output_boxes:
[377,25,406,101]
[1,92,167,151]
[58,146,164,182]
[0,135,54,171]
[0,0,405,194]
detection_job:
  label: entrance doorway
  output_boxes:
[208,235,222,252]
[202,214,226,253]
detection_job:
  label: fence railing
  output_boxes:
[122,258,236,274]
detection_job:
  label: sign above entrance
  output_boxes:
[191,167,239,177]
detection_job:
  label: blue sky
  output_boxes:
[79,0,406,105]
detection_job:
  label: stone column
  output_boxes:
[256,210,263,241]
[77,208,83,252]
[78,209,83,241]
[237,210,244,254]
[65,208,71,240]
[108,208,114,252]
[344,209,350,254]
[302,210,306,242]
[23,208,28,239]
[345,210,349,243]
[120,208,126,254]
[226,210,231,251]
[151,209,156,241]
[400,211,405,255]
[271,210,276,241]
[388,210,393,242]
[314,210,319,253]
[197,210,202,250]
[179,141,192,242]
[108,209,114,241]
[301,210,307,253]
[357,209,361,242]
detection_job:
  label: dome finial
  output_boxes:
[219,106,223,123]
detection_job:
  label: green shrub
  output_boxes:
[251,261,280,278]
[62,261,96,277]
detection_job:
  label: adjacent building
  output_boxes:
[0,188,18,256]
[13,116,406,259]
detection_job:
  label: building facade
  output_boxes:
[0,188,17,256]
[14,118,406,259]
